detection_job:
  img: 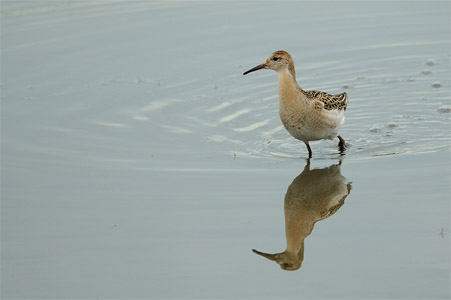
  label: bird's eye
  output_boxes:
[272,57,280,61]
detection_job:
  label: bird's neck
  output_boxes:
[284,208,314,253]
[278,68,303,105]
[288,60,296,78]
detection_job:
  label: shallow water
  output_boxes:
[1,1,450,299]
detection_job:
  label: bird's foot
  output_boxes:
[337,135,347,153]
[305,142,313,158]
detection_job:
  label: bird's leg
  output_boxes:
[338,135,346,152]
[304,142,312,158]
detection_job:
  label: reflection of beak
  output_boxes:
[243,63,267,75]
[252,249,278,261]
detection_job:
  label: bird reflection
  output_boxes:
[253,160,352,271]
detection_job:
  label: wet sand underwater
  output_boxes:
[1,1,450,299]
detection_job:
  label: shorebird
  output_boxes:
[243,50,348,158]
[252,161,352,270]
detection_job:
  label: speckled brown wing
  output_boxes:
[306,91,348,111]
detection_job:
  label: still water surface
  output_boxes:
[1,1,450,299]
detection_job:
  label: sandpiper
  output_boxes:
[252,161,352,271]
[243,50,348,158]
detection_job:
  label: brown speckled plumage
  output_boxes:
[304,90,348,111]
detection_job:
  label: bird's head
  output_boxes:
[252,248,303,271]
[243,50,294,75]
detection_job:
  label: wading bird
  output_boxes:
[243,50,348,158]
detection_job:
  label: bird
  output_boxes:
[243,50,348,158]
[252,160,352,271]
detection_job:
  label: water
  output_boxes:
[1,1,450,299]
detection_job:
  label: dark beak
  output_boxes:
[252,249,278,261]
[243,63,267,75]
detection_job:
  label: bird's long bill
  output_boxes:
[243,63,266,75]
[252,249,277,261]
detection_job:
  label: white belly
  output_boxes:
[280,110,344,142]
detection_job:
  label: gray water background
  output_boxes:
[1,1,450,299]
